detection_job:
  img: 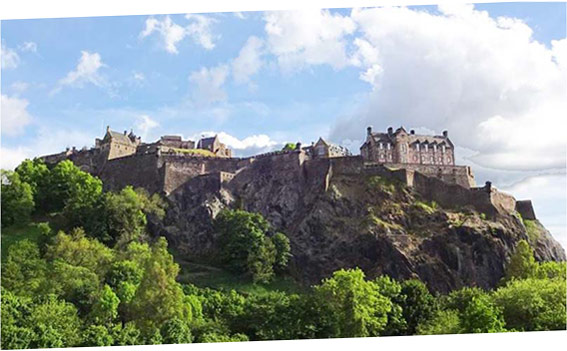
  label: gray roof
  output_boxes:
[199,136,218,149]
[108,130,134,144]
[367,127,452,147]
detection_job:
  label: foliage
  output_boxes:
[99,186,148,246]
[313,268,392,338]
[416,309,461,335]
[1,240,48,297]
[282,142,297,151]
[413,200,438,215]
[523,219,541,243]
[493,277,566,331]
[396,279,436,335]
[160,318,192,344]
[215,209,290,283]
[1,170,35,227]
[368,175,397,194]
[503,240,538,282]
[81,325,114,346]
[272,232,292,272]
[14,158,49,211]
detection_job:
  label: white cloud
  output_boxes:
[52,51,107,94]
[188,64,230,106]
[133,71,146,82]
[18,41,37,53]
[232,36,264,84]
[1,41,20,69]
[1,128,93,170]
[263,9,356,72]
[10,81,29,94]
[197,131,279,157]
[1,94,33,136]
[136,115,159,140]
[185,14,218,50]
[326,6,566,171]
[501,173,566,249]
[140,14,218,54]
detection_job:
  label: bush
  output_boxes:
[1,171,34,227]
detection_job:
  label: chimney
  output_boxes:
[296,142,302,150]
[410,129,415,135]
[106,125,110,132]
[367,126,373,136]
[387,127,393,136]
[443,130,448,138]
[124,130,127,135]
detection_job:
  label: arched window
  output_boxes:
[442,145,446,153]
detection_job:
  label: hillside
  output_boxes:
[156,157,566,293]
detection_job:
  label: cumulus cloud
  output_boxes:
[232,36,265,85]
[1,41,20,69]
[189,64,230,106]
[263,9,356,72]
[501,173,566,248]
[140,14,218,54]
[52,51,107,95]
[197,131,280,157]
[1,128,93,170]
[1,94,33,136]
[18,41,37,53]
[136,115,159,140]
[323,5,566,171]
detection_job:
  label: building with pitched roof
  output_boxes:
[361,126,455,166]
[304,137,351,158]
[94,126,141,160]
[197,135,232,158]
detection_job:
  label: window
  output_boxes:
[425,144,429,152]
[379,142,383,149]
[433,144,437,152]
[415,143,420,151]
[442,145,446,152]
[387,143,391,150]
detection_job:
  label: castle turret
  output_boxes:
[443,130,448,138]
[367,126,373,136]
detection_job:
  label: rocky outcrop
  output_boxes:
[159,158,565,293]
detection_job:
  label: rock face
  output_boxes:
[159,156,566,293]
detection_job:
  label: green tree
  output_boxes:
[111,322,142,345]
[129,238,191,335]
[27,294,82,348]
[374,275,407,335]
[14,158,49,211]
[503,240,537,282]
[493,277,566,331]
[272,232,292,272]
[1,240,48,297]
[90,284,120,324]
[100,186,148,246]
[397,279,436,335]
[81,324,114,346]
[215,209,279,283]
[160,318,192,344]
[282,143,297,151]
[313,268,392,338]
[47,261,100,315]
[460,295,505,333]
[1,170,34,227]
[0,290,35,350]
[416,309,461,335]
[46,228,114,277]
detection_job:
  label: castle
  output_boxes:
[39,125,536,221]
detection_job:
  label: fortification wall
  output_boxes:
[98,152,163,193]
[412,172,516,217]
[381,163,475,188]
[516,200,537,220]
[160,155,250,195]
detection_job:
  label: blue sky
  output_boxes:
[1,2,566,246]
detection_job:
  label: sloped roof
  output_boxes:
[199,135,218,149]
[367,127,452,147]
[105,129,136,145]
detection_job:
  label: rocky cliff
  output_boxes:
[157,156,565,293]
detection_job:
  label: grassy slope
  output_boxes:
[174,255,304,295]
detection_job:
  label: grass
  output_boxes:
[414,200,438,215]
[174,258,305,295]
[1,222,45,261]
[367,176,397,195]
[523,219,541,243]
[170,148,218,157]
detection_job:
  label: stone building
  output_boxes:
[197,135,232,158]
[158,135,195,150]
[94,126,141,160]
[305,137,351,158]
[360,126,455,166]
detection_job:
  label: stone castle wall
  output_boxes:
[98,152,163,193]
